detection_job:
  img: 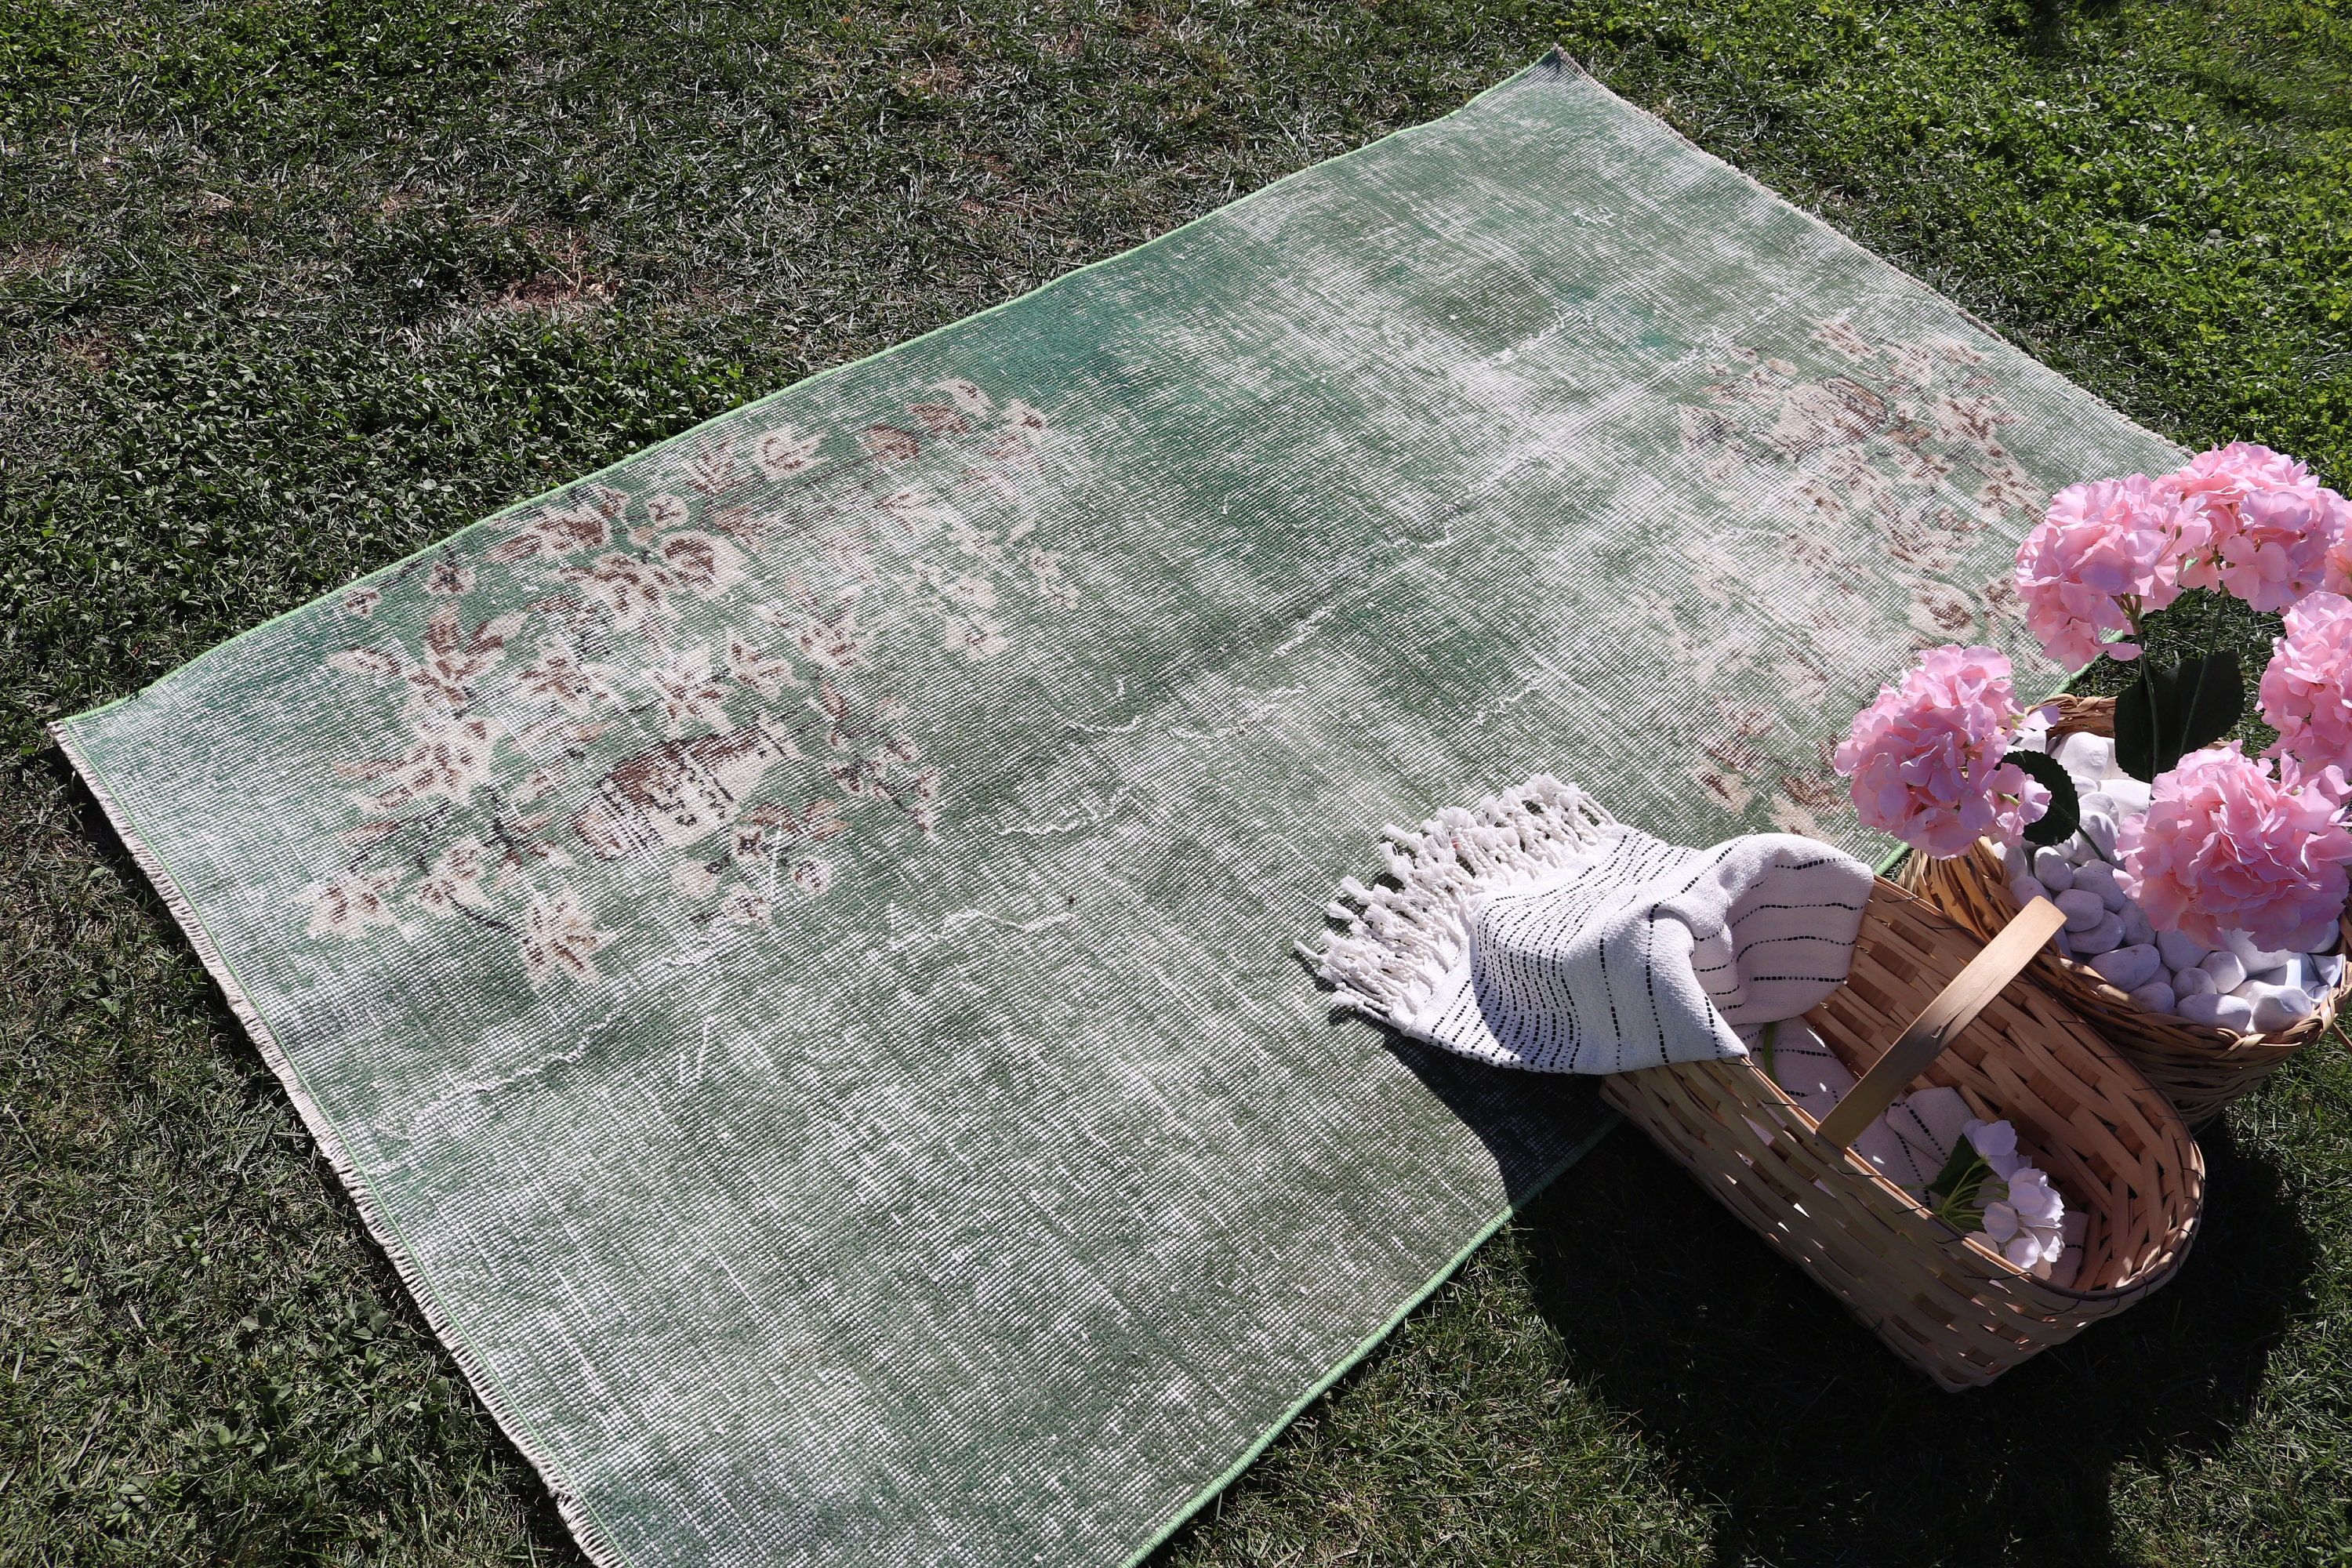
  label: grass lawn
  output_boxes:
[4,0,2349,1563]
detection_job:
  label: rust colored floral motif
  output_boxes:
[1662,317,2042,827]
[307,380,1071,981]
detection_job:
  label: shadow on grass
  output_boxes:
[1513,1116,2310,1567]
[2028,0,2068,58]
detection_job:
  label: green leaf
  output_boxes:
[2112,652,2244,782]
[2004,748,2079,848]
[2112,673,2158,782]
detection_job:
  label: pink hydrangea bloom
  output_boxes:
[2260,591,2352,776]
[2013,476,2206,667]
[2281,753,2352,811]
[2314,490,2352,596]
[2167,443,2336,612]
[2197,485,2337,612]
[2117,742,2352,953]
[2166,441,2314,515]
[1833,646,2049,857]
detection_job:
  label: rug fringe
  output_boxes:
[1307,775,1615,1029]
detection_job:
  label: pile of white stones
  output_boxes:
[1994,731,2344,1034]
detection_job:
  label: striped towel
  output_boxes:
[1316,779,2087,1283]
[1315,777,1873,1074]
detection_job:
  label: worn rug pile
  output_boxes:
[60,53,2177,1568]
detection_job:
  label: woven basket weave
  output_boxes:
[1904,693,2350,1129]
[1600,876,2203,1390]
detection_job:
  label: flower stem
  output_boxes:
[1924,1141,1993,1232]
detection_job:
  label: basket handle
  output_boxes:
[1813,895,2068,1150]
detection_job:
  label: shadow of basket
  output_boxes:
[1512,1116,2310,1567]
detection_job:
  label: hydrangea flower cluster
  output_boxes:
[2116,742,2352,953]
[1982,1167,2067,1273]
[2013,442,2352,668]
[2260,592,2352,777]
[2161,442,2350,612]
[1832,647,2049,857]
[2321,495,2352,597]
[2013,476,2205,667]
[2183,482,2337,612]
[2169,440,2314,501]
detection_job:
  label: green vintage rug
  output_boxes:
[59,53,2179,1568]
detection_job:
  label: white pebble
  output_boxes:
[2157,929,2211,972]
[2072,860,2127,911]
[2056,731,2121,782]
[2072,910,2125,956]
[2201,950,2247,993]
[2031,848,2074,891]
[2067,833,2102,866]
[2009,877,2048,910]
[2314,953,2346,990]
[2121,902,2154,946]
[2172,965,2218,998]
[2054,889,2107,931]
[2260,955,2309,992]
[2127,979,2176,1014]
[2177,992,2256,1032]
[2223,930,2296,974]
[2247,984,2320,1033]
[2078,808,2121,861]
[2103,777,2152,815]
[2089,943,2162,991]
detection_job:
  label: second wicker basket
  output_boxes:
[1904,694,2351,1127]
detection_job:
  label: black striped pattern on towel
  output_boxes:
[1319,784,1873,1076]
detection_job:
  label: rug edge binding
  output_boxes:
[1112,1109,1619,1568]
[1546,51,2184,463]
[49,720,645,1568]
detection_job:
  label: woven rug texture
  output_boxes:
[59,53,2179,1568]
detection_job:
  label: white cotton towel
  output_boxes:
[1312,777,2083,1287]
[1315,776,1873,1074]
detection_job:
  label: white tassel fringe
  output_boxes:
[1308,774,1616,1027]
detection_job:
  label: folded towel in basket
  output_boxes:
[1313,779,2085,1283]
[1314,775,1875,1074]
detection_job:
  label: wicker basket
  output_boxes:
[1600,877,2203,1390]
[1904,694,2351,1129]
